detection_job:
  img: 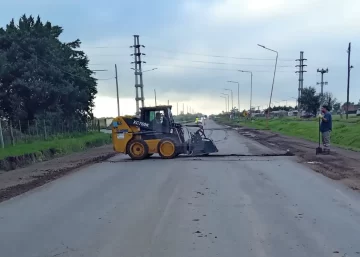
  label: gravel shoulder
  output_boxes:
[227,124,360,191]
[0,145,116,202]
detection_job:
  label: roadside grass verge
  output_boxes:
[215,116,360,151]
[0,132,111,160]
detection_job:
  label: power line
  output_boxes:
[145,55,293,67]
[80,46,130,49]
[80,45,295,61]
[96,77,114,80]
[145,63,295,73]
[148,47,295,61]
[88,54,295,68]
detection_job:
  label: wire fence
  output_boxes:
[0,118,109,148]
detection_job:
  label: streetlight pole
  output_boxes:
[221,93,229,112]
[223,88,233,111]
[238,70,253,117]
[154,89,157,106]
[220,96,227,113]
[257,44,278,128]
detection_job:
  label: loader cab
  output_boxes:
[140,105,174,125]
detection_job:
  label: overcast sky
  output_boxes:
[1,0,360,116]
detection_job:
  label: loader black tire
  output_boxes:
[158,138,177,159]
[127,139,149,160]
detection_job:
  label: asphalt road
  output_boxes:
[1,120,360,257]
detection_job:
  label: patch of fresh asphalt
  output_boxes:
[1,120,360,257]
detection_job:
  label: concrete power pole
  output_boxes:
[131,35,146,116]
[115,64,120,116]
[295,51,307,116]
[346,42,354,119]
[317,68,329,108]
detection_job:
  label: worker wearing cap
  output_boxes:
[318,105,332,153]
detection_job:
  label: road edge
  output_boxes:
[0,150,117,203]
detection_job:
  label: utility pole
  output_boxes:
[154,89,157,106]
[177,102,178,115]
[346,42,354,119]
[182,103,184,114]
[295,51,307,116]
[130,35,146,116]
[317,68,329,107]
[168,100,169,105]
[115,64,120,116]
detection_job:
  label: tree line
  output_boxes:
[298,87,340,115]
[0,15,97,127]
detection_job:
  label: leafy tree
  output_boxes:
[320,92,337,111]
[0,15,97,124]
[298,87,320,115]
[333,102,341,113]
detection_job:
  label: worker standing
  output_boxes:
[319,105,332,153]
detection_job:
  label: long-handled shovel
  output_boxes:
[316,116,322,155]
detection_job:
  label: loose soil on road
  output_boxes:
[229,125,360,191]
[0,145,116,202]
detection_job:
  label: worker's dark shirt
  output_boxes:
[320,112,332,132]
[150,119,163,132]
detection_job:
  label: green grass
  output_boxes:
[215,115,360,151]
[0,132,111,160]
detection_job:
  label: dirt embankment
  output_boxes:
[226,124,360,191]
[0,137,111,171]
[0,145,116,202]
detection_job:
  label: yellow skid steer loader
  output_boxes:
[111,105,218,160]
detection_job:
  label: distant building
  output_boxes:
[341,103,360,114]
[288,110,298,116]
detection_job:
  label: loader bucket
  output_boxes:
[190,138,218,156]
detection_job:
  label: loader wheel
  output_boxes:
[158,138,177,159]
[127,139,149,160]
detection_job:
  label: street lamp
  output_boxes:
[290,97,297,107]
[257,44,278,128]
[227,81,240,112]
[223,88,233,111]
[221,93,229,112]
[238,70,253,117]
[220,96,227,113]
